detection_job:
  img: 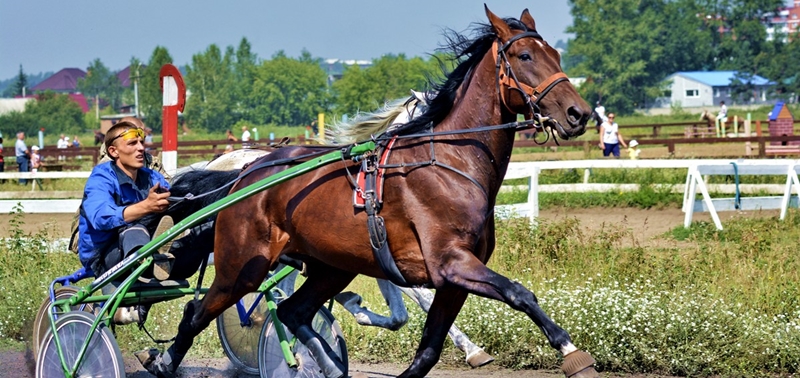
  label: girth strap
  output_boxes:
[362,152,409,287]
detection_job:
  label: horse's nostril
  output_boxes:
[566,106,586,127]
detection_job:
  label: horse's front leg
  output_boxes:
[398,286,468,378]
[437,255,599,378]
[398,286,494,368]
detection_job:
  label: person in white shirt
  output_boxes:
[599,113,627,158]
[716,101,727,122]
[594,101,607,122]
[57,134,68,161]
[241,125,251,148]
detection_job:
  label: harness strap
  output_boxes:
[362,152,409,286]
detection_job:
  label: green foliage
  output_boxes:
[184,44,237,132]
[247,50,329,126]
[332,54,440,116]
[139,46,175,132]
[567,0,789,114]
[0,91,86,137]
[76,58,123,115]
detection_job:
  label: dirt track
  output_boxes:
[0,206,780,242]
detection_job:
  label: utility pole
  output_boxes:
[134,63,141,118]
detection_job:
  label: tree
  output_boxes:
[247,50,329,126]
[138,47,174,131]
[0,91,85,137]
[12,65,27,97]
[184,44,237,132]
[233,38,258,121]
[332,54,438,116]
[567,0,713,114]
[76,59,122,118]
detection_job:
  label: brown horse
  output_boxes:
[700,109,743,135]
[142,7,597,378]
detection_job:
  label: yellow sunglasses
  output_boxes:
[109,128,145,144]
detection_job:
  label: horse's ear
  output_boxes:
[520,9,536,31]
[485,4,512,41]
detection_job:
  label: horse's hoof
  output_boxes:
[135,348,159,367]
[466,349,495,368]
[561,350,598,378]
[136,348,175,378]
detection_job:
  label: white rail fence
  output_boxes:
[2,160,799,229]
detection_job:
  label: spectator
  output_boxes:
[30,145,43,189]
[94,130,105,146]
[594,101,607,122]
[627,140,641,160]
[599,113,627,158]
[144,127,154,153]
[226,129,238,142]
[15,131,29,185]
[72,135,81,148]
[241,125,251,148]
[57,133,68,161]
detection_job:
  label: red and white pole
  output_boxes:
[159,64,186,176]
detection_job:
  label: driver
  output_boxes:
[77,120,174,324]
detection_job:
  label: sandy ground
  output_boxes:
[0,206,781,242]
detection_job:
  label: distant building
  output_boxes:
[765,0,800,41]
[321,59,372,85]
[661,71,774,108]
[30,68,86,93]
[0,98,34,116]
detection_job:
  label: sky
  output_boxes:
[0,1,574,81]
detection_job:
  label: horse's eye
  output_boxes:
[519,53,532,61]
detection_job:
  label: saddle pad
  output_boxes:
[354,137,397,208]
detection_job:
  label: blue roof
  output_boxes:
[674,71,773,86]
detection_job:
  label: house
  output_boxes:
[663,71,774,108]
[30,68,86,93]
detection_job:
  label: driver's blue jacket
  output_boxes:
[77,161,170,267]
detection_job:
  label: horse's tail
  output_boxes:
[327,97,410,144]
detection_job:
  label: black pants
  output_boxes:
[89,221,213,281]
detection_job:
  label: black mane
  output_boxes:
[393,17,532,135]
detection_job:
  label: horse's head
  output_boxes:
[486,7,590,139]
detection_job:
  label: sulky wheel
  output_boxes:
[216,292,268,375]
[258,306,348,378]
[32,286,95,361]
[35,311,124,378]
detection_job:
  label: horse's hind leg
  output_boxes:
[139,257,272,378]
[398,286,469,378]
[334,278,409,330]
[398,286,494,368]
[277,262,356,378]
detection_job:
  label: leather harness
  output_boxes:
[359,31,571,287]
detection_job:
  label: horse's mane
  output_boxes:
[327,98,411,144]
[327,18,532,144]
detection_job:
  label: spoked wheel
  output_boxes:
[258,306,348,378]
[216,292,267,375]
[32,286,95,361]
[36,311,124,378]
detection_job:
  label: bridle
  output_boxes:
[493,30,570,143]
